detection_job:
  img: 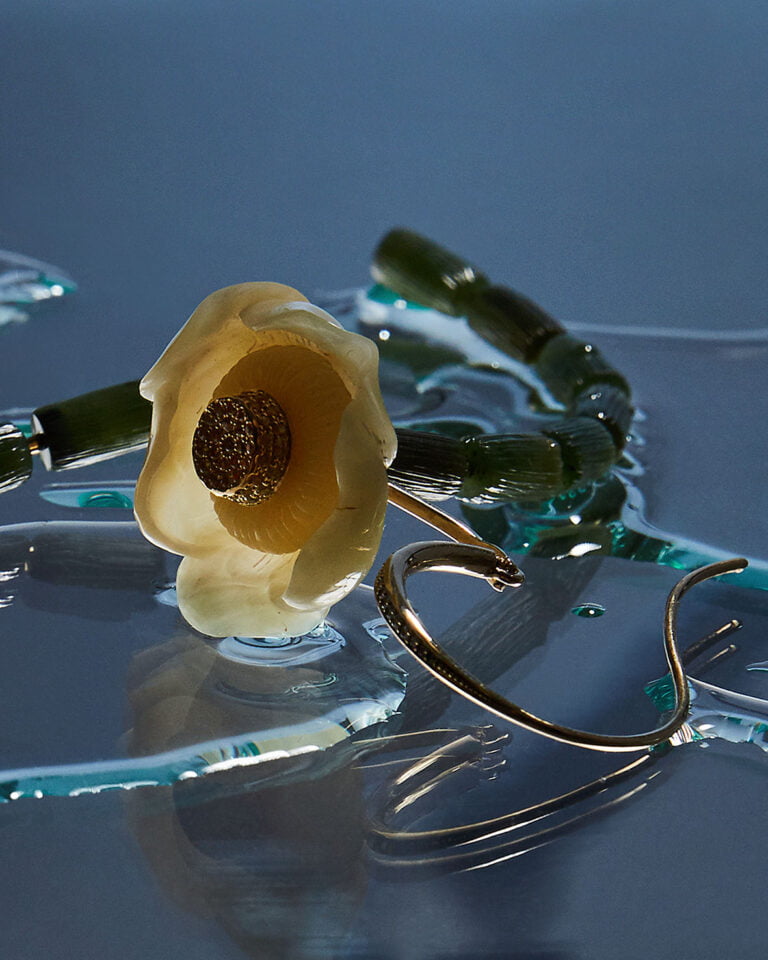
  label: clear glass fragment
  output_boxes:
[0,249,75,326]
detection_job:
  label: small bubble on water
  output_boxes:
[571,602,606,619]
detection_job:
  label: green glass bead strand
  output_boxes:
[372,228,566,364]
[374,229,635,504]
[0,423,33,492]
[31,380,151,471]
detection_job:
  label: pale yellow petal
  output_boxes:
[135,283,309,554]
[241,302,398,466]
[141,283,310,400]
[284,402,389,611]
[134,282,397,636]
[210,343,351,553]
[176,544,329,638]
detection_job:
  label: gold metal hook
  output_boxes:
[374,525,747,752]
[386,483,524,590]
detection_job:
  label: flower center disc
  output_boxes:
[192,390,291,505]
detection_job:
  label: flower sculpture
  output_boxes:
[134,282,397,638]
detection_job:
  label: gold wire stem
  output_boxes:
[386,483,524,590]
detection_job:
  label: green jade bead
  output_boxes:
[572,382,634,448]
[456,283,565,364]
[534,333,630,407]
[387,430,469,500]
[0,424,33,492]
[32,380,151,471]
[461,433,565,503]
[372,228,488,318]
[542,416,617,487]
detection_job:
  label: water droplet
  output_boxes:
[363,617,391,643]
[78,490,133,509]
[571,602,606,619]
[0,780,20,801]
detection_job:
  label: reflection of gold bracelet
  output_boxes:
[366,618,754,875]
[367,729,658,876]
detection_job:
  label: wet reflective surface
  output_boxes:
[3,2,768,957]
[1,293,767,957]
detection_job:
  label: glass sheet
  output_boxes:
[5,291,766,767]
[0,293,767,959]
[3,2,768,955]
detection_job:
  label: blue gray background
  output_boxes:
[2,2,767,959]
[3,0,768,407]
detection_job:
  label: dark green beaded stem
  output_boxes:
[0,424,33,492]
[376,229,634,504]
[32,380,151,471]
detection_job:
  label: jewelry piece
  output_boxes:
[0,229,751,747]
[133,281,397,639]
[0,231,639,641]
[0,230,633,508]
[375,548,748,751]
[375,229,634,503]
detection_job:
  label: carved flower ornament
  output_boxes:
[134,282,397,638]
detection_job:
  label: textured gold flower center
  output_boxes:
[192,390,291,504]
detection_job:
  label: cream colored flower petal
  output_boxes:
[241,301,398,466]
[176,543,329,638]
[209,343,352,554]
[284,401,389,611]
[135,283,310,555]
[136,289,395,556]
[142,283,311,397]
[135,282,398,637]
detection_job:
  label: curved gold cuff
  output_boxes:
[375,545,747,753]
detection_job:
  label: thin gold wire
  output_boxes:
[376,491,747,752]
[387,483,524,590]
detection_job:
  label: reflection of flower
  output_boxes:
[134,283,396,638]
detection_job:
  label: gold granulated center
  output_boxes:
[192,390,291,505]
